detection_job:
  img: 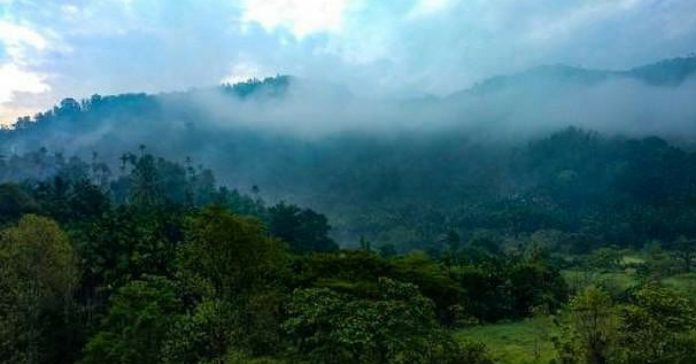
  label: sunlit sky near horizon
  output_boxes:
[1,0,696,124]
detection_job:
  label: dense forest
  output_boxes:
[2,56,696,363]
[1,130,696,362]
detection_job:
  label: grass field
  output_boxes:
[459,261,696,363]
[563,266,696,298]
[561,269,639,293]
[662,272,696,298]
[455,317,558,364]
[620,255,645,265]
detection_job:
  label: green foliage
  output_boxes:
[670,236,696,273]
[586,247,622,272]
[639,243,674,279]
[71,203,186,317]
[160,299,233,363]
[33,177,110,224]
[156,292,286,362]
[291,250,391,291]
[294,249,568,324]
[0,183,38,225]
[449,258,568,322]
[391,252,464,323]
[268,202,338,253]
[179,206,287,298]
[615,283,696,363]
[378,243,398,258]
[284,277,490,363]
[0,215,77,363]
[554,286,618,364]
[82,276,180,364]
[556,283,696,364]
[174,207,289,359]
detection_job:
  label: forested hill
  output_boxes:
[463,55,696,95]
[2,56,696,249]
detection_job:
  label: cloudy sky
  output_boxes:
[1,0,695,124]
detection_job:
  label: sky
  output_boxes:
[1,0,696,124]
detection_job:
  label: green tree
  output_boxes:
[82,276,180,364]
[284,277,487,363]
[378,243,397,258]
[671,236,696,273]
[161,299,231,363]
[616,283,696,363]
[174,207,288,359]
[179,206,287,298]
[129,154,163,206]
[0,184,37,225]
[586,247,622,273]
[566,286,617,364]
[640,243,673,279]
[268,202,338,253]
[0,215,76,363]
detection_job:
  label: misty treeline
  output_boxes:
[6,109,696,254]
[2,56,696,252]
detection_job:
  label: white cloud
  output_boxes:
[0,63,50,124]
[221,61,276,84]
[241,0,354,39]
[524,0,641,45]
[60,4,81,18]
[0,20,54,124]
[0,21,49,60]
[407,0,452,19]
[0,64,48,103]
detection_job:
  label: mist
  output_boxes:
[8,58,696,153]
[2,58,696,223]
[166,62,696,145]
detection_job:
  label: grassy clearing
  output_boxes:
[620,255,645,265]
[563,265,696,298]
[561,269,639,293]
[458,259,696,363]
[455,317,558,364]
[662,272,696,298]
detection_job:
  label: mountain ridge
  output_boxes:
[7,54,696,127]
[454,54,696,98]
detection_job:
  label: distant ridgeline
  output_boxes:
[462,54,696,95]
[220,74,291,97]
[5,74,293,136]
[2,57,696,251]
